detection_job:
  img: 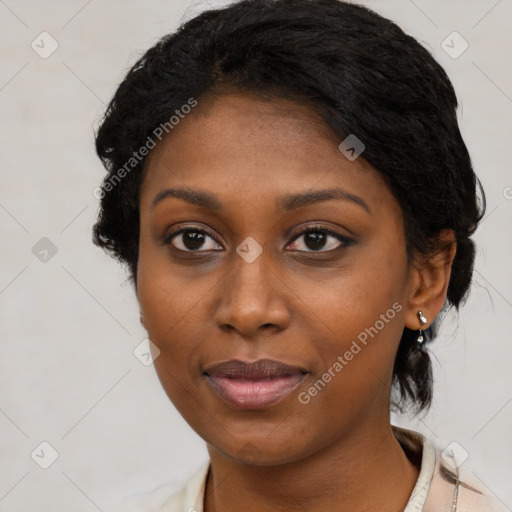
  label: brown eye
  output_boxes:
[165,228,223,252]
[287,227,353,253]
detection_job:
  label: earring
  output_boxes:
[417,311,427,344]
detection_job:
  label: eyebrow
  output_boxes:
[151,186,371,214]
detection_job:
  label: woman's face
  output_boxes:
[137,90,414,464]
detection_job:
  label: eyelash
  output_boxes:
[163,224,353,254]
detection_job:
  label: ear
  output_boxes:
[404,229,457,331]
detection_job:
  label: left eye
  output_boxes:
[287,228,349,252]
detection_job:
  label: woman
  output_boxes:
[92,0,505,510]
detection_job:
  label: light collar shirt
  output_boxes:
[128,425,507,512]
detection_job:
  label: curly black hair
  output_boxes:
[93,0,485,414]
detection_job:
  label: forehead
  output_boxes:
[140,91,394,217]
[145,90,342,168]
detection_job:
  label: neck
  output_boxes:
[204,421,419,512]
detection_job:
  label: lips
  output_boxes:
[203,358,308,409]
[204,358,307,379]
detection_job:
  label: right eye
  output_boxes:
[164,227,224,252]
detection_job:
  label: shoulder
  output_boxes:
[392,425,507,512]
[426,463,508,512]
[420,436,505,511]
[155,459,210,512]
[429,460,507,512]
[114,460,210,512]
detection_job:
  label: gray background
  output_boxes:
[0,0,510,510]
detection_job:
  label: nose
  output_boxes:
[213,250,291,338]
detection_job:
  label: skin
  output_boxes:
[136,90,456,512]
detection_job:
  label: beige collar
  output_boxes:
[155,425,505,511]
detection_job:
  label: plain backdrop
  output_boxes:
[0,0,511,510]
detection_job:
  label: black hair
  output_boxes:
[93,0,485,414]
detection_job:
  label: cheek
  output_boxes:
[137,268,206,423]
[136,250,197,379]
[138,275,198,358]
[295,243,408,400]
[137,237,202,337]
[301,245,406,340]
